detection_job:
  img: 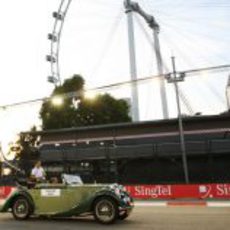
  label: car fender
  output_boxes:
[1,189,35,213]
[90,189,121,210]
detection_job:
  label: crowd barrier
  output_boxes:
[125,184,230,199]
[1,184,230,201]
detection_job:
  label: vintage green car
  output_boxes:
[0,175,134,224]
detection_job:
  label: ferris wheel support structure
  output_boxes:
[46,0,73,86]
[124,0,169,119]
[124,0,140,121]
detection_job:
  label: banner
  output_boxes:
[1,184,230,200]
[125,184,230,199]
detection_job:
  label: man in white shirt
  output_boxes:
[31,161,46,182]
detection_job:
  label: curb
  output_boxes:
[134,201,230,207]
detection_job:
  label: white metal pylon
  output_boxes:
[124,1,169,119]
[124,0,140,121]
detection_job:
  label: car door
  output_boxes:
[29,185,99,215]
[29,184,73,215]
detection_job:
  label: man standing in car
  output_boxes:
[31,161,46,182]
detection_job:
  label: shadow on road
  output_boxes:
[0,214,137,229]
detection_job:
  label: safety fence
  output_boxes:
[125,183,230,199]
[1,184,230,201]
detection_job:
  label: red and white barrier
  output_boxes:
[125,183,230,200]
[1,183,230,207]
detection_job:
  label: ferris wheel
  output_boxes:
[46,0,73,86]
[45,0,230,119]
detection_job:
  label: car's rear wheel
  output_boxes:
[93,197,118,224]
[12,196,31,220]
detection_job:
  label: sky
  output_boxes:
[0,0,230,153]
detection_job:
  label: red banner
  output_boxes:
[125,184,230,199]
[1,184,230,200]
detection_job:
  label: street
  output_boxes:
[0,206,229,230]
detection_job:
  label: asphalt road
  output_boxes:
[0,206,230,230]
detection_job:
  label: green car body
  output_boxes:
[0,181,134,224]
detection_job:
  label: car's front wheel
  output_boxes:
[93,197,118,224]
[12,196,31,220]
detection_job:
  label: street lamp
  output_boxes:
[166,56,189,184]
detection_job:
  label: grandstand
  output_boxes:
[21,114,230,184]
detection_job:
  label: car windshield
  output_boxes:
[62,174,83,185]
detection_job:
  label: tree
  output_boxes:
[75,94,131,126]
[40,74,84,129]
[40,75,131,130]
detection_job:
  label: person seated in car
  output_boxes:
[30,161,46,183]
[50,177,59,184]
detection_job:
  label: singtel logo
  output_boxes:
[134,185,172,198]
[216,184,230,196]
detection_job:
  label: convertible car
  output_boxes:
[0,174,134,224]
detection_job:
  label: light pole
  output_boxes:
[166,56,189,184]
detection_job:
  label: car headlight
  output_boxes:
[118,185,126,192]
[114,187,121,196]
[123,196,131,203]
[109,184,122,196]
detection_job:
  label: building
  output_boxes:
[21,114,230,184]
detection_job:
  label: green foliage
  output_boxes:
[40,75,131,130]
[76,94,131,126]
[52,74,85,95]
